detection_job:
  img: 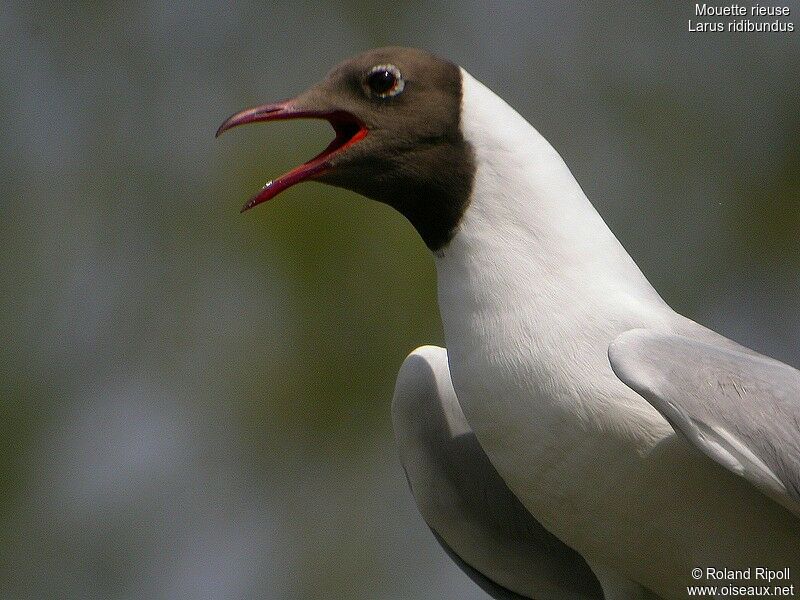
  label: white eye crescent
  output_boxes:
[365,64,405,98]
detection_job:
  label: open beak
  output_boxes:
[216,100,367,212]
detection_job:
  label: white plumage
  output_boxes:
[416,68,800,598]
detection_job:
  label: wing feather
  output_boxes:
[392,346,604,600]
[609,329,800,517]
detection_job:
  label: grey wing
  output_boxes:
[392,346,604,600]
[609,329,800,517]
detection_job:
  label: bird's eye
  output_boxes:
[365,64,405,98]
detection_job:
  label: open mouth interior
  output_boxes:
[218,107,367,212]
[314,113,367,167]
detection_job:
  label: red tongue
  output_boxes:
[216,102,367,211]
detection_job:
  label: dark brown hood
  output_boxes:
[217,47,475,251]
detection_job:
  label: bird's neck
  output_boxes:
[435,69,667,355]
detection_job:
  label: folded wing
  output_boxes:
[609,329,800,517]
[392,345,604,600]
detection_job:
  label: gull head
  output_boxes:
[216,47,474,250]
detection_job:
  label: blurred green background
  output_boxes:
[1,2,798,598]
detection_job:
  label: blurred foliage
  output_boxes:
[1,1,797,598]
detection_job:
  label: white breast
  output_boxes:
[435,69,674,501]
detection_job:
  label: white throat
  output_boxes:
[435,69,669,353]
[442,69,663,305]
[431,68,674,483]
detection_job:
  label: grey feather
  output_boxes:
[609,329,800,517]
[392,346,605,600]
